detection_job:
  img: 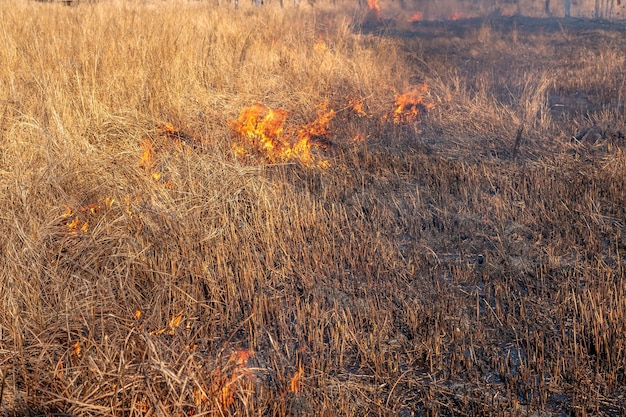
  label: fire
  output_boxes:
[159,122,199,148]
[139,138,166,182]
[408,11,423,22]
[62,200,110,234]
[78,203,100,215]
[348,97,369,118]
[191,349,255,409]
[71,341,82,358]
[366,0,380,13]
[350,132,367,144]
[149,312,184,336]
[367,0,381,16]
[314,35,327,53]
[65,215,81,232]
[230,103,334,167]
[168,312,183,335]
[449,11,463,21]
[391,84,435,124]
[295,102,335,166]
[139,139,155,170]
[215,349,254,407]
[289,365,303,393]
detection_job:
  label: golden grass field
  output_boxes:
[0,0,625,415]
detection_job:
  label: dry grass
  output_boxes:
[0,0,625,416]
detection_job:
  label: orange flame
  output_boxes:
[71,341,82,358]
[289,366,303,393]
[350,132,366,144]
[449,11,463,21]
[231,349,254,368]
[159,122,199,148]
[348,97,369,118]
[391,84,435,124]
[314,35,327,53]
[230,104,289,162]
[78,203,100,215]
[214,349,255,408]
[408,11,423,22]
[367,0,381,19]
[63,198,113,234]
[140,139,154,170]
[231,103,333,167]
[168,312,183,335]
[139,138,167,182]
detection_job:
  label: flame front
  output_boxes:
[231,103,334,167]
[230,104,290,162]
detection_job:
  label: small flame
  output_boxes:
[161,122,177,135]
[314,35,327,53]
[72,341,82,358]
[140,139,154,170]
[449,11,463,21]
[350,132,367,144]
[194,387,208,406]
[215,349,255,407]
[289,366,303,393]
[408,11,423,22]
[159,122,199,147]
[78,203,100,215]
[391,84,435,124]
[367,0,381,20]
[62,206,74,218]
[140,138,166,182]
[230,104,289,162]
[169,312,184,335]
[63,198,112,234]
[230,349,254,368]
[66,216,80,232]
[348,97,368,118]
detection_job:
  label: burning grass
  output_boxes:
[0,0,625,416]
[230,103,335,166]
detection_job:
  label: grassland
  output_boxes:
[0,0,625,415]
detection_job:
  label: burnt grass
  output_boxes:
[288,17,626,415]
[2,12,626,417]
[312,16,626,415]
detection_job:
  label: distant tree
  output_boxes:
[544,0,570,17]
[595,0,617,18]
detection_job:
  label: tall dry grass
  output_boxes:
[1,0,625,416]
